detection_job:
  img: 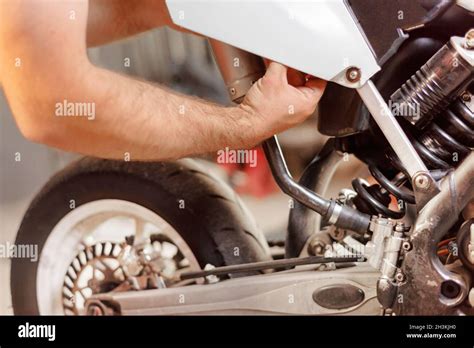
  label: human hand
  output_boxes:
[238,61,326,141]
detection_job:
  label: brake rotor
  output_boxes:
[62,241,126,315]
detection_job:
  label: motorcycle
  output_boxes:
[11,0,474,315]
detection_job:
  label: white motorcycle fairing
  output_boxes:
[165,0,380,88]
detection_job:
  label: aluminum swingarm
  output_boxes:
[85,262,380,315]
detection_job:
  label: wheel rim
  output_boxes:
[37,199,200,315]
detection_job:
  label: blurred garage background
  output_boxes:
[0,28,360,314]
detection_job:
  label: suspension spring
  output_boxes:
[352,93,473,219]
[351,31,474,219]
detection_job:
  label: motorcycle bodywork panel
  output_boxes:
[458,0,474,12]
[166,0,380,88]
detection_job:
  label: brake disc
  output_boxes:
[62,241,126,315]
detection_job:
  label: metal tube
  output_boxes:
[263,136,371,235]
[416,152,474,239]
[262,136,332,214]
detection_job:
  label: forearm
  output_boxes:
[22,65,260,161]
[87,0,173,47]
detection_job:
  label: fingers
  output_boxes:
[241,63,327,137]
[265,61,288,83]
[288,78,326,117]
[254,61,326,118]
[264,61,305,86]
[296,77,326,99]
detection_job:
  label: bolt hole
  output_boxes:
[441,280,461,299]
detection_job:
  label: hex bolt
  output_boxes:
[402,241,412,251]
[395,222,405,233]
[414,173,430,191]
[332,228,346,241]
[462,92,471,103]
[395,271,405,282]
[346,67,361,83]
[465,29,474,50]
[308,238,326,256]
[313,243,324,255]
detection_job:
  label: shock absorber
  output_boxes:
[391,30,474,129]
[352,30,474,219]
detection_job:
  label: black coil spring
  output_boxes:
[412,100,474,169]
[352,97,473,219]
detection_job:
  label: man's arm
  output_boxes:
[0,0,325,161]
[86,0,176,47]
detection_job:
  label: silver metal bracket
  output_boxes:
[412,171,441,209]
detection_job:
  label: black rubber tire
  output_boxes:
[11,157,270,315]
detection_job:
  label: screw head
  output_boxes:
[229,87,236,95]
[461,92,471,103]
[465,29,474,50]
[402,241,412,251]
[395,222,406,233]
[447,241,458,254]
[395,272,405,282]
[309,239,326,256]
[414,173,430,190]
[346,67,361,83]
